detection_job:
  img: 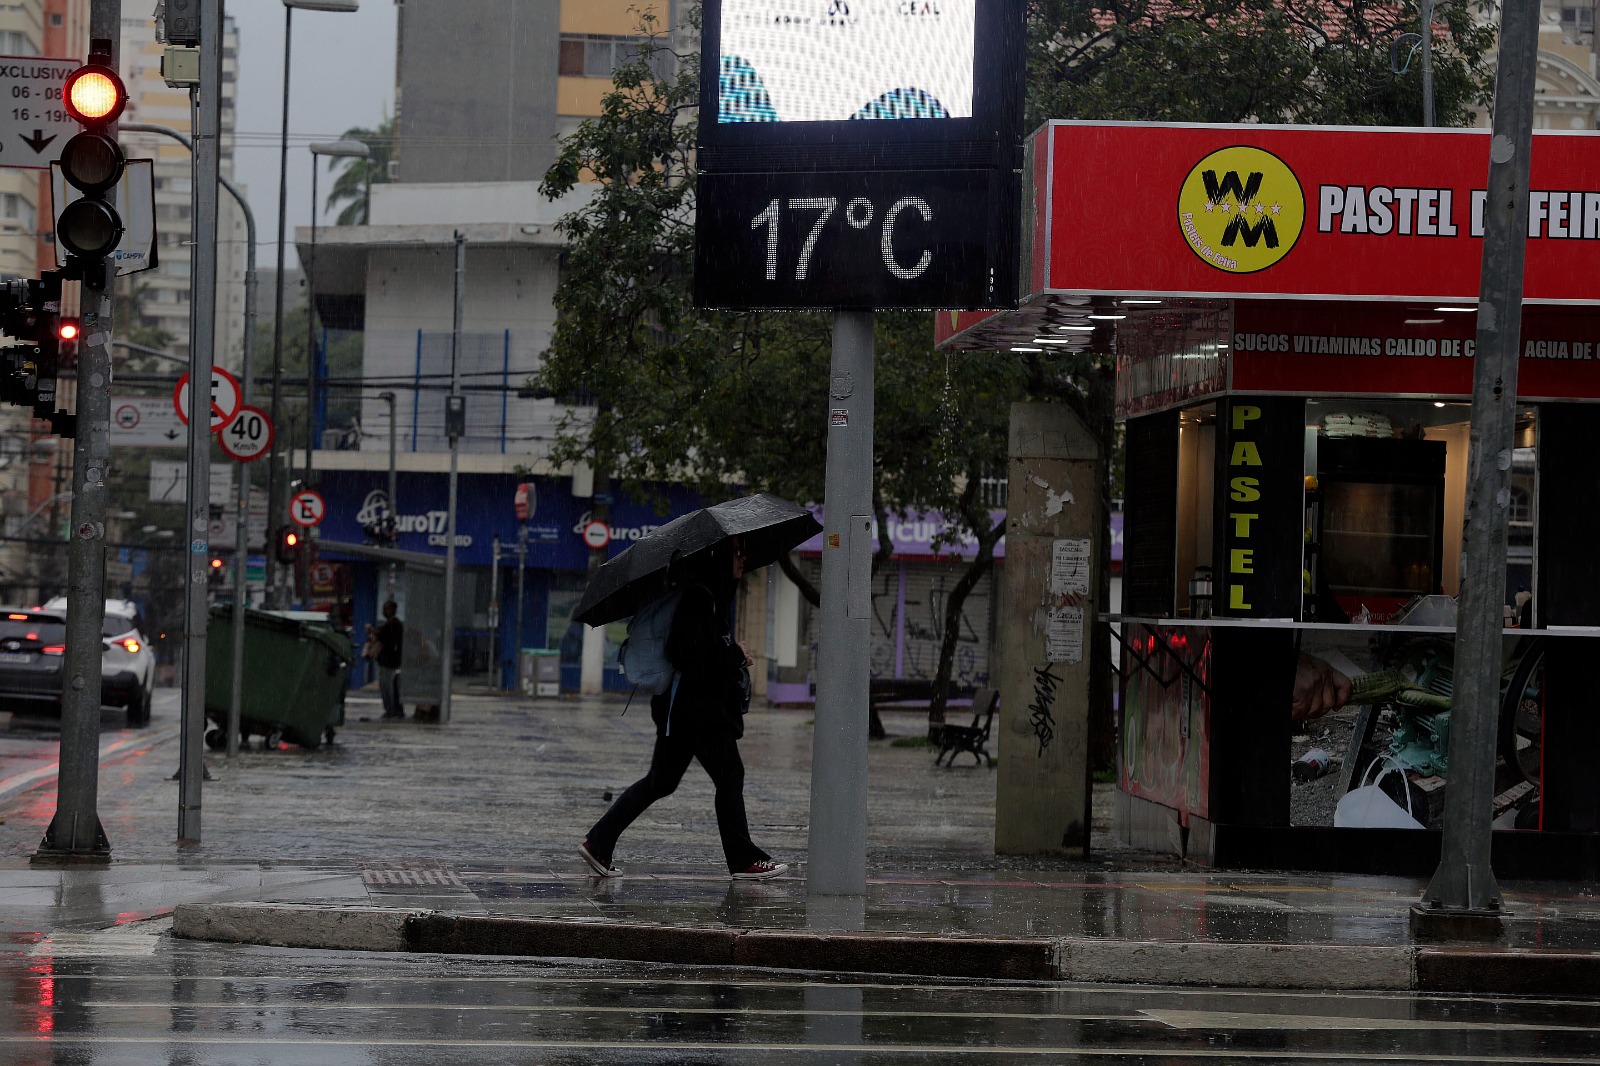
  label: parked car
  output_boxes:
[35,598,156,726]
[0,607,69,717]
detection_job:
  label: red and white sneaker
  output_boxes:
[732,860,788,881]
[579,841,622,878]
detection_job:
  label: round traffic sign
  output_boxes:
[218,405,273,461]
[582,520,611,549]
[114,402,141,430]
[289,489,326,528]
[174,367,243,431]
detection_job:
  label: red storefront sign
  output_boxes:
[1029,121,1600,305]
[1230,301,1600,400]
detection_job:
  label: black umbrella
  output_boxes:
[573,493,821,626]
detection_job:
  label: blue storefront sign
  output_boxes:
[315,470,705,569]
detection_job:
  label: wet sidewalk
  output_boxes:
[4,691,1599,993]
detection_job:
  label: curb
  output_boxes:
[0,722,181,806]
[171,902,1600,993]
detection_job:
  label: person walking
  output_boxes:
[368,600,405,720]
[580,539,787,881]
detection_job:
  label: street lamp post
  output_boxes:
[267,0,360,610]
[299,138,369,602]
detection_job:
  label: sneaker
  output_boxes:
[732,860,788,881]
[579,841,621,878]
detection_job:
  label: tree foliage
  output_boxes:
[1027,1,1495,128]
[323,116,395,226]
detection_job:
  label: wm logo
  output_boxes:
[1179,147,1304,273]
[1204,169,1278,248]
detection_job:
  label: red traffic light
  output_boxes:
[284,531,299,548]
[58,321,79,342]
[209,556,225,570]
[63,65,126,126]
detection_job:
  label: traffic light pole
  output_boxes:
[34,1,122,864]
[177,0,223,843]
[36,278,113,862]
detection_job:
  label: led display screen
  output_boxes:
[718,1,975,123]
[695,168,1015,309]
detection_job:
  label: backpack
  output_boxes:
[618,586,686,695]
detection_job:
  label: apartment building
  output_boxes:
[116,11,244,366]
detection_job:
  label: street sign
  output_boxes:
[174,366,242,430]
[50,158,156,275]
[148,459,233,505]
[514,481,535,521]
[582,520,611,549]
[289,489,326,528]
[217,405,272,461]
[0,56,78,171]
[110,396,185,448]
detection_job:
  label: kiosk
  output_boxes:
[938,121,1600,877]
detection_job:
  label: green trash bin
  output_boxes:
[205,605,353,750]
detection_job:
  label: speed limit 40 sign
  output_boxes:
[218,405,272,462]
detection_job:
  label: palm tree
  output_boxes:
[323,116,394,226]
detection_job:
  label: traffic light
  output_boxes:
[208,555,226,583]
[56,47,127,263]
[275,526,301,565]
[0,270,76,437]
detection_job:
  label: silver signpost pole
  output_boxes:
[807,312,874,897]
[177,0,223,843]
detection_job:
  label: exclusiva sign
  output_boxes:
[1033,122,1600,303]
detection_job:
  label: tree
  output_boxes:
[323,115,394,226]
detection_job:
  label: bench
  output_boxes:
[868,678,955,740]
[934,688,998,768]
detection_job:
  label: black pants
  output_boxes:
[586,728,769,873]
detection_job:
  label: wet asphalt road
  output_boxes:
[4,931,1599,1065]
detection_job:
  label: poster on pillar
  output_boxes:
[1214,398,1303,619]
[1288,629,1543,834]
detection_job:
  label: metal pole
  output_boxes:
[515,526,526,691]
[228,168,257,761]
[807,311,874,897]
[36,3,121,864]
[440,231,464,723]
[299,158,319,605]
[1416,0,1539,927]
[175,0,223,844]
[114,132,259,742]
[304,156,318,491]
[265,4,292,608]
[489,534,500,689]
[1421,0,1435,128]
[381,389,397,602]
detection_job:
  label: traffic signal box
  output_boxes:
[275,526,301,565]
[0,47,131,440]
[57,55,127,265]
[0,269,80,437]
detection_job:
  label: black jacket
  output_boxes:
[650,582,746,738]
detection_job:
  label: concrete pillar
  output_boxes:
[995,403,1104,855]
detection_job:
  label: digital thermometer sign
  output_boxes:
[696,0,1024,311]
